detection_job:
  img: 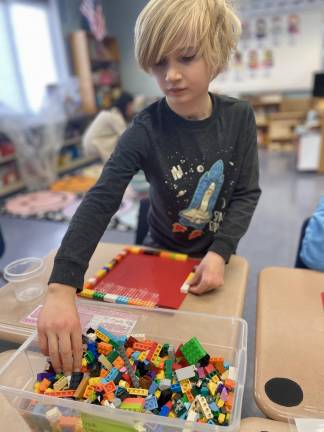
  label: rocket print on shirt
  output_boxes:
[172,160,224,240]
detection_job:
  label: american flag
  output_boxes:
[80,0,107,41]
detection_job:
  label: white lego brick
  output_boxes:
[175,365,196,381]
[180,282,190,293]
[228,366,237,380]
[103,293,119,302]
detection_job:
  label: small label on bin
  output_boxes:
[81,413,136,432]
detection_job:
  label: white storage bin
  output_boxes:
[0,304,247,432]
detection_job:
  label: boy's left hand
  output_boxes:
[189,251,225,295]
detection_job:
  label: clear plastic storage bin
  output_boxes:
[0,304,247,432]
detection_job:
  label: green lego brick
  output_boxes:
[180,337,207,365]
[93,291,105,300]
[107,349,119,363]
[164,359,173,379]
[84,350,95,364]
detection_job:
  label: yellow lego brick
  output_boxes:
[211,375,220,384]
[95,329,110,343]
[129,246,142,254]
[168,411,176,418]
[128,388,148,397]
[180,379,192,393]
[207,381,217,396]
[80,289,94,299]
[154,389,161,399]
[44,388,54,394]
[34,382,41,393]
[88,377,101,386]
[137,351,147,362]
[156,370,165,380]
[152,356,162,368]
[174,252,188,261]
[118,380,128,388]
[217,399,225,408]
[218,413,226,424]
[96,269,107,278]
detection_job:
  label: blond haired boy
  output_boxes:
[38,0,261,373]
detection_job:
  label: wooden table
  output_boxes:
[240,417,294,432]
[255,267,324,421]
[0,242,249,343]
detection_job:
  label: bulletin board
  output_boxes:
[210,10,324,94]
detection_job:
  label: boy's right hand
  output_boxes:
[37,283,83,374]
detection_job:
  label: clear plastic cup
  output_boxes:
[4,257,45,302]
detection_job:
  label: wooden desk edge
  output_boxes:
[0,244,249,344]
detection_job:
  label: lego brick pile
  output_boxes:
[34,326,236,427]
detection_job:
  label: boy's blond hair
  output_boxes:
[135,0,241,78]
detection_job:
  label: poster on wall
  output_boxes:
[210,10,324,94]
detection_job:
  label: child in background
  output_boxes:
[82,92,136,162]
[38,0,261,374]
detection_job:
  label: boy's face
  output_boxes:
[151,48,212,114]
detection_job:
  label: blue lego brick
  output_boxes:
[159,405,170,416]
[148,381,159,395]
[170,383,181,393]
[144,395,158,411]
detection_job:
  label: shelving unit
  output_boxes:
[0,181,25,197]
[0,113,96,199]
[70,30,122,114]
[0,155,16,164]
[57,155,99,175]
[243,94,311,148]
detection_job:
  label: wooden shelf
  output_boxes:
[0,180,24,198]
[70,30,121,114]
[0,156,98,198]
[0,154,16,164]
[57,156,98,174]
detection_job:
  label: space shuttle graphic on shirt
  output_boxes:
[178,159,224,231]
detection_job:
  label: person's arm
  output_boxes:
[38,124,150,372]
[190,105,261,295]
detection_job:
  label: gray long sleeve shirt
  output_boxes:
[49,94,261,291]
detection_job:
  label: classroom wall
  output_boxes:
[210,10,324,96]
[102,0,161,97]
[103,1,324,97]
[57,1,324,98]
[56,0,84,72]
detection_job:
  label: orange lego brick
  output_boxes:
[224,379,235,390]
[47,390,75,398]
[113,356,125,369]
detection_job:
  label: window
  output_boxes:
[0,1,23,111]
[0,0,67,113]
